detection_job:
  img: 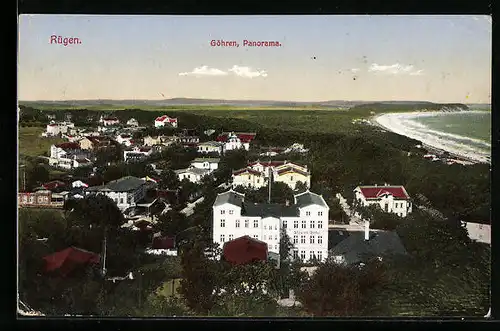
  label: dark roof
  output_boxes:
[223,235,268,265]
[43,247,100,276]
[328,229,351,250]
[241,202,299,218]
[213,190,245,207]
[86,176,146,192]
[152,236,175,249]
[42,180,67,190]
[55,142,81,150]
[294,190,328,208]
[330,231,408,265]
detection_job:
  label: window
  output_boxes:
[293,235,298,244]
[253,220,259,228]
[300,251,306,260]
[220,234,225,243]
[220,219,225,227]
[264,225,267,230]
[275,245,278,250]
[274,224,277,230]
[283,220,287,228]
[254,235,259,240]
[317,251,323,261]
[120,198,124,204]
[318,220,323,229]
[245,220,249,228]
[318,211,323,216]
[257,179,260,184]
[236,219,240,228]
[290,176,294,181]
[221,210,225,215]
[318,235,323,244]
[248,175,251,180]
[229,234,233,241]
[306,211,311,216]
[310,235,315,244]
[301,220,306,229]
[310,220,315,229]
[309,251,315,261]
[264,235,267,240]
[229,210,234,215]
[293,250,299,259]
[274,235,278,241]
[300,235,306,244]
[294,220,298,228]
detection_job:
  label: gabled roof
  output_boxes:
[152,236,175,249]
[223,235,268,265]
[232,167,263,177]
[241,202,299,218]
[174,167,211,176]
[192,157,220,163]
[294,190,328,209]
[213,190,245,207]
[43,247,100,276]
[216,132,256,143]
[155,115,178,122]
[86,176,147,192]
[276,167,310,177]
[248,160,286,168]
[330,231,408,265]
[42,180,67,190]
[356,185,410,200]
[102,117,119,121]
[54,142,80,150]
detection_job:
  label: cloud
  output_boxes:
[368,63,424,76]
[228,65,268,78]
[179,65,228,77]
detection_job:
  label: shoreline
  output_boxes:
[369,111,490,165]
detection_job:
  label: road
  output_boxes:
[335,193,363,226]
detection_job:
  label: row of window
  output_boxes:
[220,219,324,229]
[394,202,405,208]
[292,250,323,261]
[293,235,323,245]
[220,210,324,217]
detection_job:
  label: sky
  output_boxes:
[18,15,492,103]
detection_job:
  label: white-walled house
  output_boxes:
[232,168,267,189]
[212,189,329,262]
[84,176,153,211]
[232,161,311,190]
[143,135,175,147]
[115,133,133,146]
[190,158,220,173]
[353,184,412,218]
[174,167,211,183]
[99,116,120,126]
[216,132,256,152]
[43,121,75,137]
[126,118,139,127]
[154,115,178,128]
[123,147,153,162]
[48,143,93,170]
[197,141,224,155]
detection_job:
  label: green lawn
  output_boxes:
[18,126,64,157]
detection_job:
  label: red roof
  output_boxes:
[216,132,257,143]
[249,160,285,168]
[103,117,119,121]
[233,167,263,176]
[55,142,80,150]
[276,167,309,176]
[152,236,176,249]
[223,235,268,265]
[156,115,177,122]
[43,247,100,276]
[42,180,67,190]
[359,186,410,200]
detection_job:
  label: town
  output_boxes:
[17,105,490,317]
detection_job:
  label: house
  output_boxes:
[79,136,114,150]
[145,234,178,256]
[84,176,154,211]
[212,189,329,262]
[175,167,211,183]
[43,247,100,277]
[154,115,178,128]
[18,190,64,208]
[43,121,75,137]
[204,129,216,136]
[232,167,267,189]
[216,132,256,152]
[115,133,133,146]
[330,221,408,265]
[190,157,220,173]
[126,118,139,127]
[123,146,153,162]
[61,134,82,142]
[48,143,93,170]
[464,222,491,244]
[222,235,268,265]
[232,160,311,190]
[353,184,412,218]
[197,141,224,155]
[284,143,309,154]
[72,180,89,188]
[143,135,175,147]
[41,180,67,192]
[174,134,199,147]
[99,116,120,126]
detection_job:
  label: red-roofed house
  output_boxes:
[155,115,178,128]
[99,116,120,126]
[216,132,256,152]
[354,184,413,217]
[42,180,67,191]
[222,235,268,265]
[232,167,267,189]
[145,234,178,256]
[43,247,100,277]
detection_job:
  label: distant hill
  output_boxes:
[349,102,470,112]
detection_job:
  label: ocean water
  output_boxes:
[375,111,491,163]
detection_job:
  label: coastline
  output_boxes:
[370,111,491,165]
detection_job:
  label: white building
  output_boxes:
[43,121,75,137]
[143,135,175,147]
[99,116,120,126]
[126,118,139,127]
[284,143,309,154]
[216,132,256,152]
[232,161,311,190]
[154,115,178,128]
[123,147,153,162]
[175,167,211,183]
[48,142,93,170]
[464,222,490,244]
[197,141,224,155]
[190,158,220,173]
[212,189,329,262]
[353,184,413,218]
[84,176,154,211]
[115,133,133,146]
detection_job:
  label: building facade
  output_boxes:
[154,115,178,128]
[197,141,224,155]
[232,161,311,190]
[216,132,256,152]
[353,184,412,218]
[18,190,64,208]
[190,158,220,173]
[212,189,329,262]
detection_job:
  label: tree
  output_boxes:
[154,210,190,237]
[158,169,180,190]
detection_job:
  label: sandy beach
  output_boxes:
[371,111,491,165]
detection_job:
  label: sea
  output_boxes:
[375,110,491,164]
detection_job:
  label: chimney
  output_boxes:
[285,199,290,206]
[384,183,388,186]
[374,184,377,187]
[364,220,370,241]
